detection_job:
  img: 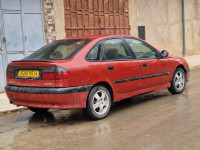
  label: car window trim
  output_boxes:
[85,40,103,62]
[121,38,137,59]
[123,37,162,60]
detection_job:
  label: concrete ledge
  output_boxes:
[184,53,200,68]
[0,93,24,113]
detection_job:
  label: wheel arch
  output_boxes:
[176,64,187,74]
[91,81,114,102]
[168,64,187,94]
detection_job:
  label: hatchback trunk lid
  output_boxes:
[7,60,57,88]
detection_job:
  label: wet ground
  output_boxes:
[1,67,200,150]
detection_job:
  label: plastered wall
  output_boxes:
[54,0,66,40]
[185,0,200,56]
[129,0,200,57]
[129,0,183,56]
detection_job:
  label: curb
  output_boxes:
[0,107,28,116]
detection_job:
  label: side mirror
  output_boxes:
[161,50,169,57]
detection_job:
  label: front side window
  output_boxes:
[24,39,90,60]
[125,38,158,59]
[103,39,131,60]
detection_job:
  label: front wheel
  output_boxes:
[168,68,186,94]
[83,85,112,120]
[28,107,49,113]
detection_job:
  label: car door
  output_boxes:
[124,38,170,89]
[100,38,142,93]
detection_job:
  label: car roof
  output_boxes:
[59,34,138,40]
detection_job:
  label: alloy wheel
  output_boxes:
[174,71,185,91]
[92,90,110,115]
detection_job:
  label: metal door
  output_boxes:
[64,0,130,37]
[0,7,4,91]
[0,0,45,92]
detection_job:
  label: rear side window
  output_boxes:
[103,39,131,60]
[86,44,99,60]
[24,39,90,60]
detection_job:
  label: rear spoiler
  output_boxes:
[12,60,54,62]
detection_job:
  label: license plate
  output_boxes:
[18,70,39,78]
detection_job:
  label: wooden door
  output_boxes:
[64,0,130,37]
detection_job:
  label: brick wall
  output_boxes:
[42,0,56,43]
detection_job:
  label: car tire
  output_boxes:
[168,68,186,94]
[28,107,49,113]
[83,85,112,120]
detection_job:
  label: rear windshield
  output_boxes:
[24,39,90,60]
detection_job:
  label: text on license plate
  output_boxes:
[18,70,39,78]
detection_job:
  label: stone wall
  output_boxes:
[42,0,56,43]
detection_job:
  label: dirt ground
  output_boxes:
[0,67,200,150]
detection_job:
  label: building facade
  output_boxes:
[0,0,200,92]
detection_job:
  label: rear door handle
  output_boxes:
[107,66,115,70]
[142,63,148,67]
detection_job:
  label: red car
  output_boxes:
[5,35,190,120]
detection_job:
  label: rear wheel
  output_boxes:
[28,107,49,113]
[168,68,186,94]
[83,85,112,120]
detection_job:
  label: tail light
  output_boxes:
[6,66,14,78]
[55,67,71,79]
[42,66,55,80]
[42,66,70,80]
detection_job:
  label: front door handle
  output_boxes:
[107,66,115,70]
[142,63,148,67]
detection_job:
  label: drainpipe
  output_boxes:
[182,0,186,56]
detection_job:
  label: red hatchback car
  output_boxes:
[5,35,189,120]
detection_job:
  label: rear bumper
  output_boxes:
[5,85,93,109]
[5,85,93,94]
